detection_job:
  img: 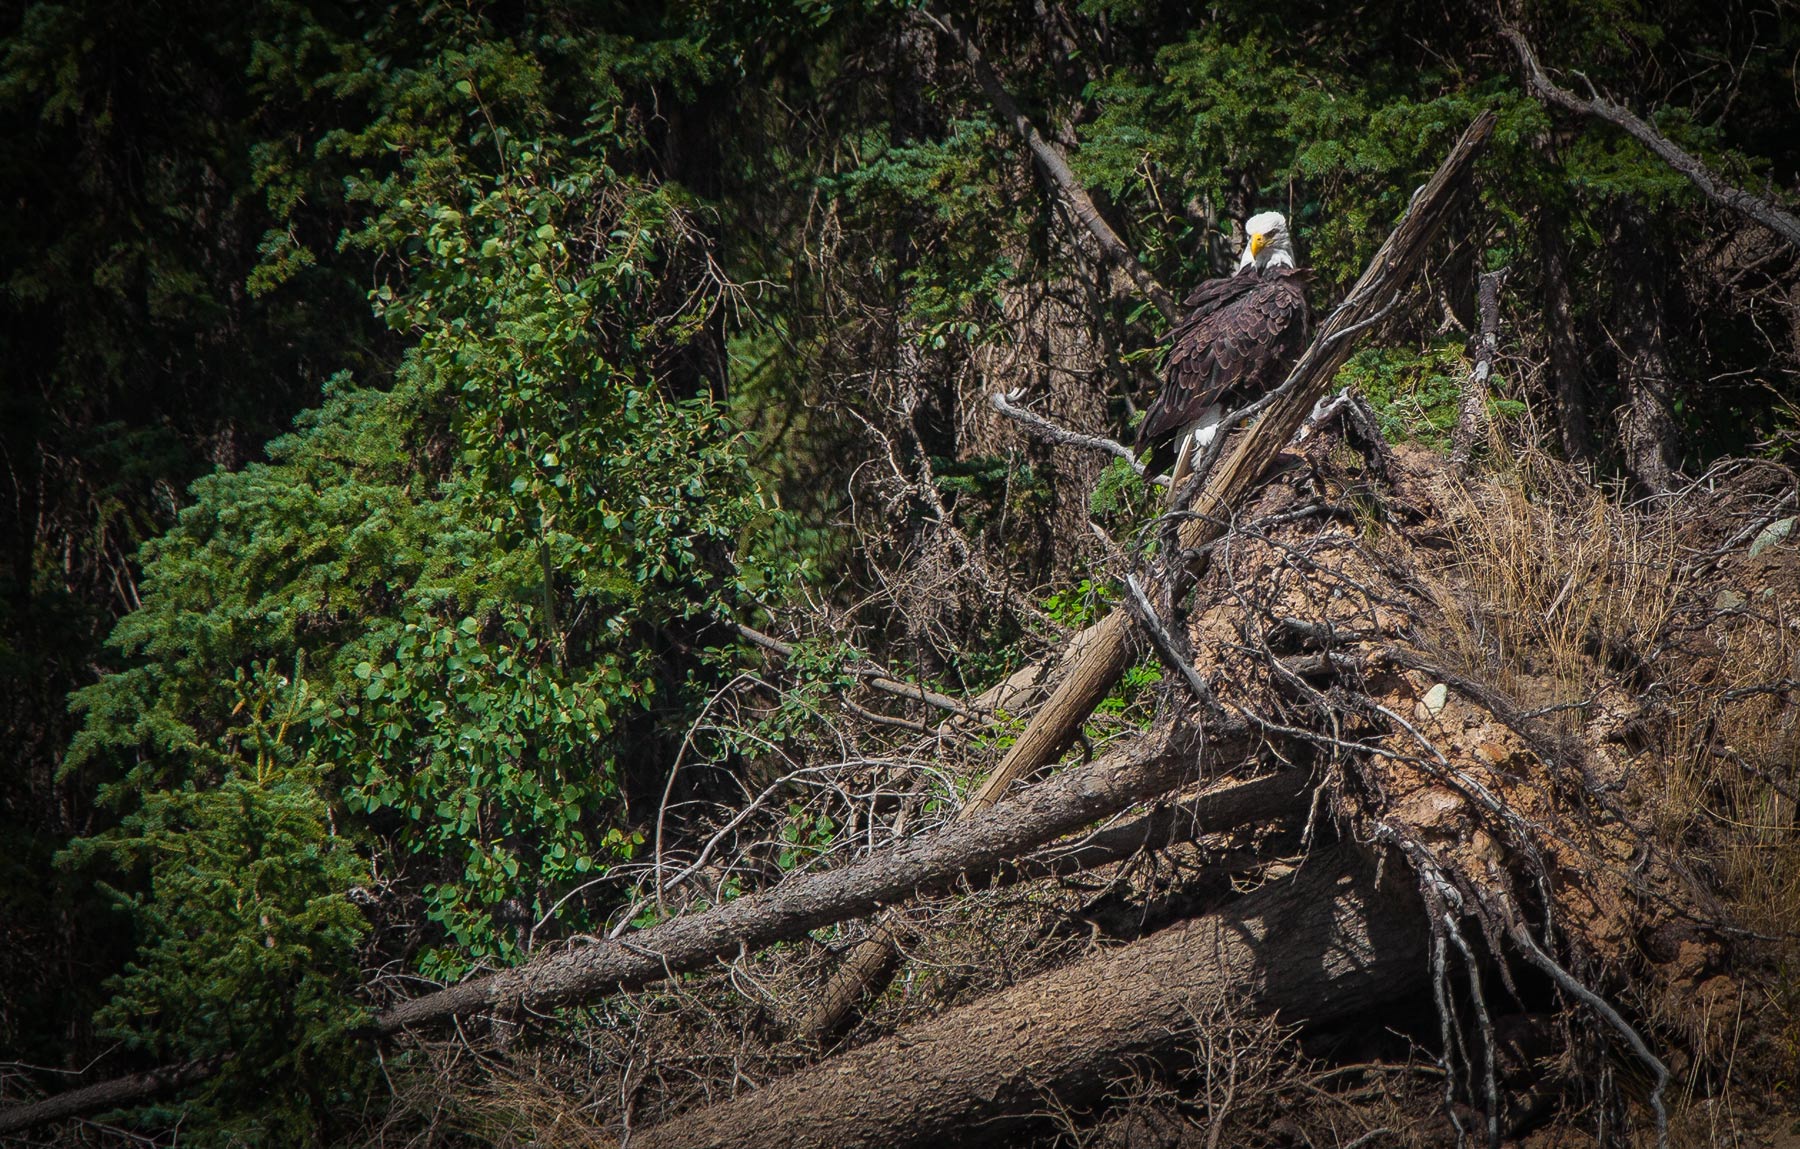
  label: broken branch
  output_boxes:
[1503,25,1800,251]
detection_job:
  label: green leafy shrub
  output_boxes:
[64,664,370,1143]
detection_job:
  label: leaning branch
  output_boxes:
[373,724,1246,1034]
[1502,25,1800,251]
[919,5,1181,322]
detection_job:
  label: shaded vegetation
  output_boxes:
[2,0,1797,1143]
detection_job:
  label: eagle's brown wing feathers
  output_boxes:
[1135,268,1309,473]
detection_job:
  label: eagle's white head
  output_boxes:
[1234,211,1296,275]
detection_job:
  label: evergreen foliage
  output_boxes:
[2,0,1797,1140]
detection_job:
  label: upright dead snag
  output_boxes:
[1453,267,1507,469]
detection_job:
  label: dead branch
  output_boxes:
[1502,25,1800,251]
[799,111,1496,1035]
[997,770,1309,884]
[1452,268,1507,469]
[918,5,1182,322]
[630,845,1428,1149]
[989,387,1158,481]
[729,620,982,721]
[1123,572,1213,703]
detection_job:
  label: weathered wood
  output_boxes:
[633,845,1429,1149]
[993,769,1309,884]
[0,1059,220,1136]
[374,724,1249,1034]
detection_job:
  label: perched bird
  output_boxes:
[1135,211,1310,479]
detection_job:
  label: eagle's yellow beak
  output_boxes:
[1249,232,1268,257]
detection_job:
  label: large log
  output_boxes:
[373,725,1251,1034]
[632,845,1429,1149]
[800,111,1498,1037]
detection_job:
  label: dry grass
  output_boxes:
[1433,446,1682,733]
[1428,442,1800,1123]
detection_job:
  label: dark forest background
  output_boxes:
[2,0,1797,1143]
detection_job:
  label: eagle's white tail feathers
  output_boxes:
[1171,404,1225,481]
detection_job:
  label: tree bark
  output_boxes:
[1611,200,1680,494]
[798,111,1497,1036]
[795,769,1308,1041]
[375,725,1252,1035]
[1539,207,1593,463]
[632,845,1429,1149]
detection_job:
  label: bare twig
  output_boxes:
[1123,573,1213,704]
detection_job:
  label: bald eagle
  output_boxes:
[1136,211,1310,478]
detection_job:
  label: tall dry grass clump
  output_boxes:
[1434,444,1681,731]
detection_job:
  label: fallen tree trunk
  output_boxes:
[373,724,1250,1034]
[800,111,1498,1036]
[632,844,1429,1149]
[0,1059,220,1137]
